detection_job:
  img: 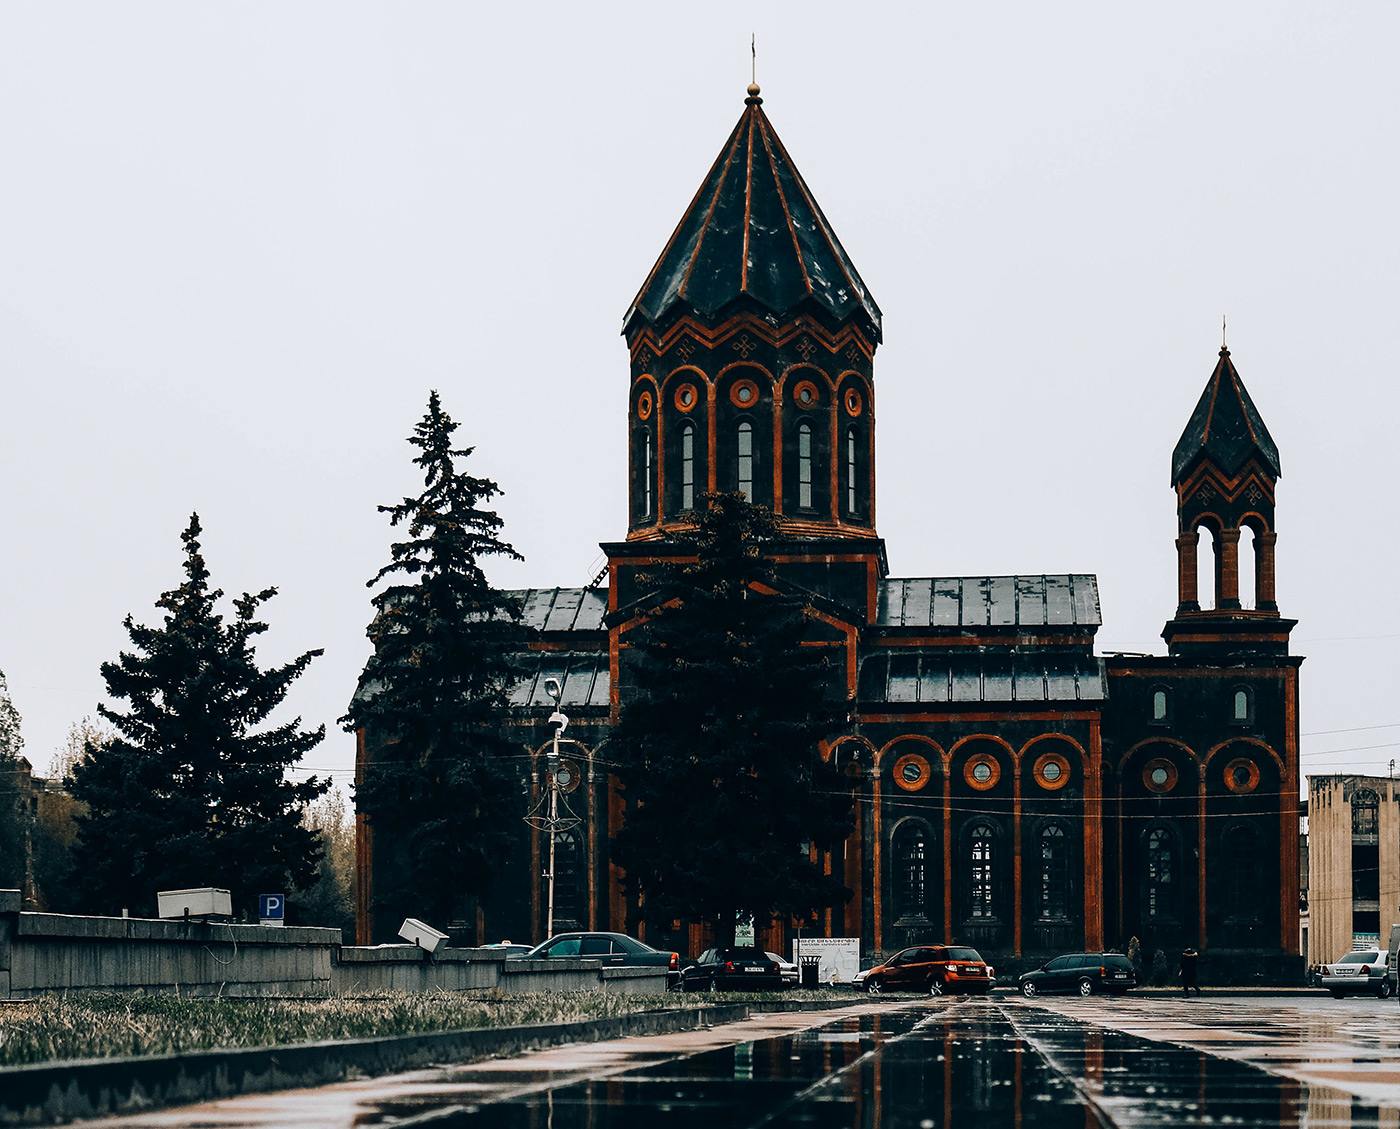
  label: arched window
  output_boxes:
[737,421,753,499]
[797,422,813,509]
[1239,526,1258,609]
[893,823,928,920]
[969,824,995,918]
[1353,789,1380,836]
[642,431,653,518]
[1038,825,1069,920]
[1195,523,1217,609]
[680,423,695,510]
[1232,688,1251,723]
[1146,827,1174,919]
[1225,825,1258,918]
[846,428,858,515]
[1152,689,1169,722]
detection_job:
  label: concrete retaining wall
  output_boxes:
[0,893,667,998]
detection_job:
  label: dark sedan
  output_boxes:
[680,947,786,992]
[524,931,680,986]
[1019,952,1137,997]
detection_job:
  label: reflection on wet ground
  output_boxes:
[86,996,1400,1128]
[366,999,1396,1127]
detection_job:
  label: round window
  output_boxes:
[1143,758,1178,794]
[729,379,761,408]
[964,754,1001,790]
[637,390,653,420]
[556,768,572,787]
[793,379,820,408]
[893,753,931,792]
[844,389,863,417]
[674,383,699,411]
[1033,751,1072,791]
[1224,757,1259,794]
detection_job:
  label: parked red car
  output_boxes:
[864,945,993,996]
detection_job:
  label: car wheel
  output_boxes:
[1379,980,1393,1000]
[866,977,883,996]
[1020,981,1038,998]
[1078,978,1094,997]
[930,979,944,997]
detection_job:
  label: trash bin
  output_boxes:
[800,955,821,988]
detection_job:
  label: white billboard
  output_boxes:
[792,937,861,984]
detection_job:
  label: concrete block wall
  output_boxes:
[0,894,668,997]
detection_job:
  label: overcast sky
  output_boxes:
[2,3,1396,797]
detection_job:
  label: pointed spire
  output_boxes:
[1171,346,1281,486]
[624,87,881,341]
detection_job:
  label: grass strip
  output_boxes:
[0,989,845,1065]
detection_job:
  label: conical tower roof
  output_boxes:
[1171,346,1281,485]
[624,86,881,341]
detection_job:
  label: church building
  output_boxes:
[355,84,1302,979]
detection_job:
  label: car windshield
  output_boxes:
[946,947,981,961]
[1338,951,1381,964]
[724,947,767,960]
[765,952,790,965]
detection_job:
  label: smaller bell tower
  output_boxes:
[1162,345,1294,657]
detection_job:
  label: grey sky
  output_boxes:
[2,3,1396,794]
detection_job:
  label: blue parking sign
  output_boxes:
[258,894,284,924]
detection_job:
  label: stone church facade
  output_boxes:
[356,85,1302,978]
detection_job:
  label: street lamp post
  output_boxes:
[524,677,576,942]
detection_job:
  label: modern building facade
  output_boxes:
[1307,776,1400,965]
[355,85,1303,977]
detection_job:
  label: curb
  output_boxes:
[0,1004,765,1126]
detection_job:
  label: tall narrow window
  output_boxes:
[970,824,995,918]
[894,824,928,919]
[1146,828,1174,919]
[797,422,813,509]
[1233,688,1250,722]
[1038,825,1068,920]
[551,830,580,925]
[1353,789,1379,837]
[680,423,695,510]
[1152,689,1168,722]
[643,431,653,517]
[737,421,753,499]
[846,428,858,514]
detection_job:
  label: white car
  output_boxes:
[1321,949,1391,998]
[765,951,798,987]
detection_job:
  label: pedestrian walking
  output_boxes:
[1180,946,1201,996]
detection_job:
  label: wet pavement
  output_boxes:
[85,994,1400,1128]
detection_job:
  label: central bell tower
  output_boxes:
[620,84,883,545]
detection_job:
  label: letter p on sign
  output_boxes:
[258,894,285,926]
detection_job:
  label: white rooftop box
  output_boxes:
[157,888,233,919]
[398,917,448,953]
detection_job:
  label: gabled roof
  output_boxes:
[509,588,607,633]
[1172,347,1281,486]
[876,575,1101,629]
[624,86,881,340]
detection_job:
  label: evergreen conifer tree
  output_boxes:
[343,391,528,932]
[609,493,856,945]
[70,516,327,915]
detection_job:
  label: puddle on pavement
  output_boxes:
[348,1003,1398,1127]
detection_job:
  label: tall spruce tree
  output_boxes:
[610,493,856,945]
[343,391,528,932]
[70,516,327,915]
